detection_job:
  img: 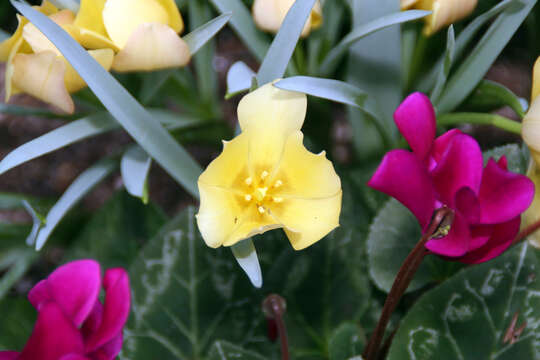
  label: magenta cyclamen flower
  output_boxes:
[368,92,535,263]
[0,260,130,360]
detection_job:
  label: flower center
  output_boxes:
[243,170,284,214]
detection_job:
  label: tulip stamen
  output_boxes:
[245,177,253,186]
[274,180,283,188]
[244,194,252,202]
[258,206,266,214]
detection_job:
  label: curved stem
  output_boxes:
[363,207,452,360]
[437,112,522,135]
[513,217,540,245]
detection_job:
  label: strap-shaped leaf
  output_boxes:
[462,79,526,118]
[121,145,152,203]
[319,10,431,76]
[256,0,316,85]
[435,0,536,113]
[274,76,367,107]
[231,239,262,288]
[226,61,255,98]
[184,12,232,55]
[430,26,455,103]
[11,0,202,198]
[48,0,79,12]
[209,0,269,61]
[34,158,118,250]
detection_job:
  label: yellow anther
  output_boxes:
[254,187,268,202]
[273,197,283,203]
[274,180,283,188]
[261,170,269,180]
[258,206,265,214]
[245,177,253,186]
[244,194,252,201]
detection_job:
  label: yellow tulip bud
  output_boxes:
[405,0,478,36]
[252,0,322,37]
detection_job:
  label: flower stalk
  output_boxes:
[263,294,290,360]
[363,206,453,360]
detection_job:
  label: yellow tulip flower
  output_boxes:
[252,0,322,37]
[0,1,114,114]
[402,0,478,36]
[72,0,190,72]
[522,57,540,247]
[196,82,342,250]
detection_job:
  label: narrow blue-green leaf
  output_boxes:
[319,10,431,76]
[0,250,37,300]
[22,200,45,246]
[209,0,269,61]
[226,61,255,98]
[231,239,262,288]
[183,13,231,54]
[11,0,202,198]
[430,25,455,103]
[417,0,516,92]
[256,0,316,85]
[0,113,116,175]
[35,158,117,250]
[0,29,10,42]
[0,103,71,119]
[435,0,536,113]
[121,145,152,203]
[275,76,367,107]
[49,0,79,12]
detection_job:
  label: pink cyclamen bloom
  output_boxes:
[368,92,535,263]
[0,259,130,360]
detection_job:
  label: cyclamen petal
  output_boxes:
[425,211,470,257]
[0,352,19,360]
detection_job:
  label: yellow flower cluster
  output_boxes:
[252,0,322,37]
[402,0,478,36]
[0,0,190,113]
[196,83,342,250]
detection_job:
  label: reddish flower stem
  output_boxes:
[362,207,453,360]
[263,294,289,360]
[513,217,540,245]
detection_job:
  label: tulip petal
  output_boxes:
[252,0,316,36]
[394,92,436,161]
[103,0,170,48]
[22,9,75,55]
[272,131,341,198]
[432,133,483,206]
[74,0,108,38]
[85,268,130,353]
[112,23,190,72]
[19,302,85,360]
[425,211,470,257]
[454,186,480,224]
[523,96,540,165]
[238,83,307,176]
[64,49,114,93]
[66,26,118,51]
[4,36,26,102]
[533,56,540,101]
[0,352,19,360]
[0,15,28,62]
[459,217,520,264]
[419,0,478,36]
[156,0,184,33]
[310,1,323,29]
[28,260,101,326]
[401,0,419,10]
[11,51,74,114]
[478,158,535,224]
[368,149,436,228]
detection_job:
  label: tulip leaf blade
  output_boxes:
[387,243,540,360]
[209,0,269,61]
[274,76,367,107]
[11,0,202,198]
[430,25,455,103]
[183,12,231,55]
[226,61,256,99]
[231,239,262,288]
[461,79,526,118]
[367,199,460,294]
[208,341,267,360]
[319,9,431,76]
[121,145,152,203]
[435,0,537,113]
[48,0,79,12]
[256,0,317,85]
[34,158,118,250]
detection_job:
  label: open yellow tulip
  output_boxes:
[252,0,322,37]
[522,57,540,247]
[196,82,342,250]
[0,1,114,114]
[72,0,190,72]
[402,0,478,36]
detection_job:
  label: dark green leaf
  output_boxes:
[460,80,526,118]
[274,77,367,107]
[387,243,540,360]
[207,341,267,360]
[483,144,528,174]
[430,26,455,103]
[328,323,366,360]
[0,298,36,350]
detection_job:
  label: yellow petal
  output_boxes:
[111,23,190,72]
[524,161,540,248]
[74,0,108,37]
[401,0,419,10]
[0,15,28,62]
[269,131,342,250]
[23,10,75,55]
[523,96,540,165]
[103,0,170,48]
[156,0,184,33]
[38,1,59,16]
[64,25,119,51]
[237,82,306,176]
[252,0,321,36]
[532,56,540,102]
[5,36,26,102]
[64,48,114,93]
[417,0,478,36]
[11,51,74,114]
